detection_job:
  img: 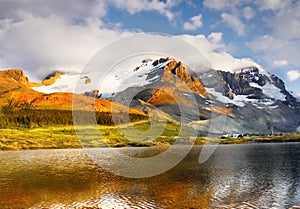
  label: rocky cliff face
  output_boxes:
[200,67,269,99]
[160,58,209,97]
[114,58,231,123]
[200,67,296,104]
[199,66,300,133]
[139,58,211,106]
[269,74,298,106]
[0,69,29,88]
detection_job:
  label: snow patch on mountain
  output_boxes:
[32,55,171,97]
[249,82,286,101]
[233,66,269,77]
[206,88,246,107]
[207,87,282,109]
[32,72,114,96]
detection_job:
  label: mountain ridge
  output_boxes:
[1,56,299,133]
[0,69,145,114]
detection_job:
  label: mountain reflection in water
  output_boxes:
[0,143,300,208]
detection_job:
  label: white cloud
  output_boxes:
[203,0,299,41]
[248,35,300,70]
[108,0,178,21]
[0,13,126,80]
[242,6,255,20]
[203,0,229,10]
[266,2,300,40]
[202,1,256,37]
[0,0,187,80]
[0,5,260,82]
[287,70,300,82]
[0,0,298,98]
[254,0,291,11]
[274,60,288,67]
[208,32,223,45]
[0,0,107,23]
[178,33,225,54]
[246,0,300,98]
[203,0,243,11]
[166,0,183,7]
[221,13,245,36]
[207,52,259,71]
[297,126,300,133]
[183,14,203,31]
[178,34,218,52]
[178,34,259,71]
[0,0,180,29]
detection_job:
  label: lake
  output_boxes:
[1,143,300,208]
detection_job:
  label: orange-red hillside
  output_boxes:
[0,69,144,115]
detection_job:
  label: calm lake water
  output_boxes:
[1,143,300,208]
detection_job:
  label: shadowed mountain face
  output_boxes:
[1,57,299,133]
[200,67,297,105]
[199,67,300,133]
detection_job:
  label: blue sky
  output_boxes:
[0,0,299,96]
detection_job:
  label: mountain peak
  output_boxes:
[44,71,63,80]
[161,59,210,97]
[31,71,63,87]
[0,69,29,86]
[234,66,262,73]
[42,71,63,86]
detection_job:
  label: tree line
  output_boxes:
[0,109,148,128]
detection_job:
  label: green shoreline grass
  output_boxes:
[0,121,188,150]
[0,121,300,151]
[219,134,300,144]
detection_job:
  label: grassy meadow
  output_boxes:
[0,120,200,150]
[0,119,299,151]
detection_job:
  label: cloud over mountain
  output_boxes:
[0,0,299,96]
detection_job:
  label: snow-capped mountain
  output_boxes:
[32,57,300,133]
[32,55,170,98]
[199,66,298,108]
[199,66,300,133]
